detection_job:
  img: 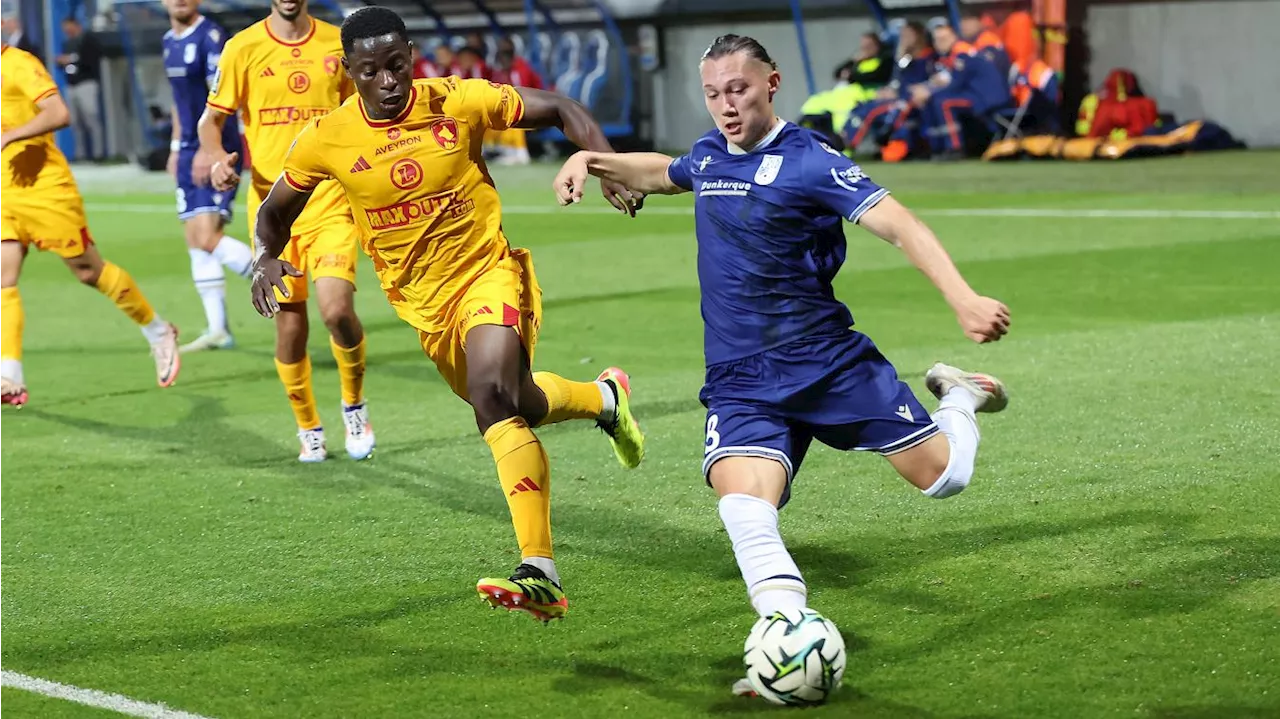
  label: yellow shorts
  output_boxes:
[273,217,359,304]
[0,185,93,258]
[418,248,543,400]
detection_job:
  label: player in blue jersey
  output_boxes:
[554,33,1011,694]
[162,0,254,352]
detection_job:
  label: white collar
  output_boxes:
[165,15,205,41]
[726,117,786,155]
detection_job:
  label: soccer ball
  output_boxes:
[743,608,846,706]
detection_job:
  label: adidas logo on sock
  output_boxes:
[508,477,542,496]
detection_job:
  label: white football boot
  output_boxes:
[297,427,328,463]
[342,402,376,460]
[924,362,1009,413]
[179,329,235,353]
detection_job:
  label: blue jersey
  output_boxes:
[667,121,889,366]
[163,16,238,151]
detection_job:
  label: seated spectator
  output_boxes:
[412,44,438,79]
[833,33,891,88]
[1012,57,1062,134]
[491,37,543,89]
[486,38,544,165]
[455,45,489,80]
[960,9,1012,82]
[909,22,1012,159]
[844,21,934,161]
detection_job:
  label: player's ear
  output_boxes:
[767,70,781,101]
[340,55,351,76]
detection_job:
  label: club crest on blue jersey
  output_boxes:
[754,154,783,185]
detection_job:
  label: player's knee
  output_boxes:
[192,227,222,252]
[469,378,520,428]
[921,442,972,499]
[68,258,100,286]
[319,303,360,345]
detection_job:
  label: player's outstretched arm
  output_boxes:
[859,195,1011,344]
[0,94,70,149]
[554,152,685,206]
[249,178,310,318]
[196,107,238,191]
[514,87,642,216]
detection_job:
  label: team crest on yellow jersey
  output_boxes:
[324,56,340,76]
[431,118,459,150]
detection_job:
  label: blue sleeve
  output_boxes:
[667,154,693,191]
[803,143,889,224]
[204,26,226,85]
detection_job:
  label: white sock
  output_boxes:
[596,380,616,422]
[2,358,24,385]
[211,235,253,278]
[523,556,560,586]
[719,493,807,617]
[141,316,171,344]
[925,387,981,498]
[189,248,228,334]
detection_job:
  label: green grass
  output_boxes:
[3,151,1279,718]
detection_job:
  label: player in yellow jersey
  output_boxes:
[1,44,181,407]
[249,7,646,622]
[196,0,374,462]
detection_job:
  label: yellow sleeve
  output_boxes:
[206,39,245,114]
[281,119,330,192]
[454,78,526,132]
[16,52,60,105]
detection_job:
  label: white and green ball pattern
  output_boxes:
[743,608,847,706]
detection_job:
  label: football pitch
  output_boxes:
[2,151,1277,718]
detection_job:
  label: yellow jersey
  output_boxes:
[1,45,76,192]
[206,17,353,233]
[282,77,526,333]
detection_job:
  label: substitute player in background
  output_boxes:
[250,7,645,622]
[1,44,181,407]
[197,0,374,462]
[163,0,254,352]
[555,34,1010,691]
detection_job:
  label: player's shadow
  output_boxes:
[1147,707,1280,719]
[3,590,469,671]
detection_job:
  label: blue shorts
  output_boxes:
[175,148,241,222]
[700,330,938,507]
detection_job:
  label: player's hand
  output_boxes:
[601,178,643,217]
[249,255,303,318]
[208,151,240,191]
[954,294,1010,343]
[553,153,589,206]
[166,150,178,178]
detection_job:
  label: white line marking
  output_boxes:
[1,670,216,719]
[83,204,1279,220]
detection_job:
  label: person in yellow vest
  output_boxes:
[799,33,889,150]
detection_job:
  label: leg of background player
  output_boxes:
[181,212,251,353]
[469,323,567,621]
[315,276,374,461]
[1,241,29,406]
[710,457,808,618]
[63,245,180,388]
[886,364,1007,497]
[273,302,325,462]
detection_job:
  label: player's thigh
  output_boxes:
[703,401,810,509]
[274,235,312,304]
[506,248,543,362]
[8,187,94,262]
[1,241,27,288]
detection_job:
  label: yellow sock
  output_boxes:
[274,356,321,430]
[484,417,552,559]
[95,262,156,326]
[2,287,23,364]
[329,336,366,407]
[532,371,604,426]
